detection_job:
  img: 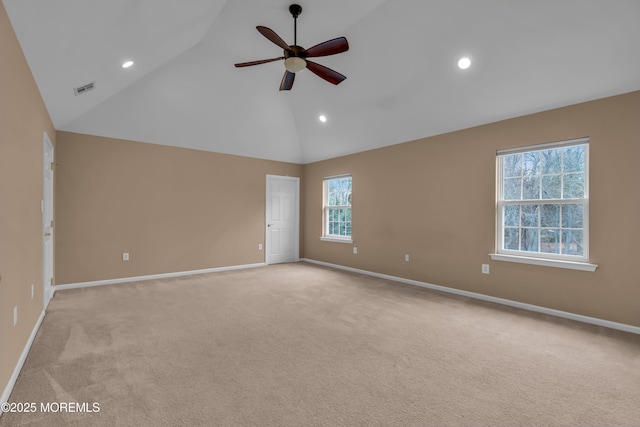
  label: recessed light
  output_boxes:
[319,115,327,123]
[122,61,134,69]
[458,57,471,70]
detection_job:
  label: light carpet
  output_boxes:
[2,262,639,426]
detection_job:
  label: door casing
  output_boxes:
[43,132,54,308]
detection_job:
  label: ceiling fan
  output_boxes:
[234,4,349,91]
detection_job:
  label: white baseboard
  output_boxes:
[1,310,46,408]
[55,263,267,292]
[300,258,640,335]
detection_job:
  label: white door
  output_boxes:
[43,132,54,308]
[265,175,299,264]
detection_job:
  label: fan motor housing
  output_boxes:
[284,45,307,59]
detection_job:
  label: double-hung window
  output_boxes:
[495,138,594,269]
[322,175,352,242]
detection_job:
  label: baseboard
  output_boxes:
[55,263,267,292]
[300,258,640,335]
[1,309,46,408]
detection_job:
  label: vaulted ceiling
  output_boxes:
[5,0,640,163]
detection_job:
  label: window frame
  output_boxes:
[493,138,597,271]
[321,174,353,244]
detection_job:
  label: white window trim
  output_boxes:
[322,174,352,242]
[320,236,354,244]
[495,138,595,270]
[489,253,597,272]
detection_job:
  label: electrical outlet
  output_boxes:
[404,254,410,262]
[123,252,129,261]
[258,243,263,251]
[31,284,34,299]
[353,247,358,254]
[482,264,490,274]
[13,306,18,327]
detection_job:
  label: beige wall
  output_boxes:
[55,132,303,284]
[303,91,640,327]
[0,1,56,399]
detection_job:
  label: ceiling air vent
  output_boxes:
[74,82,95,96]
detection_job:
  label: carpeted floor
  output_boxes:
[1,262,639,426]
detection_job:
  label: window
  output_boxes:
[322,175,352,242]
[496,138,590,265]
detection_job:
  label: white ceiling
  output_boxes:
[4,0,640,164]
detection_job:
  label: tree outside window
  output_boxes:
[497,140,588,261]
[324,176,352,239]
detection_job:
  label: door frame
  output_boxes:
[265,174,300,265]
[42,132,54,309]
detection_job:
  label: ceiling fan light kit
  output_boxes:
[234,3,349,91]
[284,57,306,73]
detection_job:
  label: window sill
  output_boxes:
[489,253,597,272]
[320,237,353,244]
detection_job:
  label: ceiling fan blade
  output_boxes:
[279,71,295,91]
[305,61,346,85]
[235,57,285,67]
[257,26,291,51]
[305,37,349,58]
